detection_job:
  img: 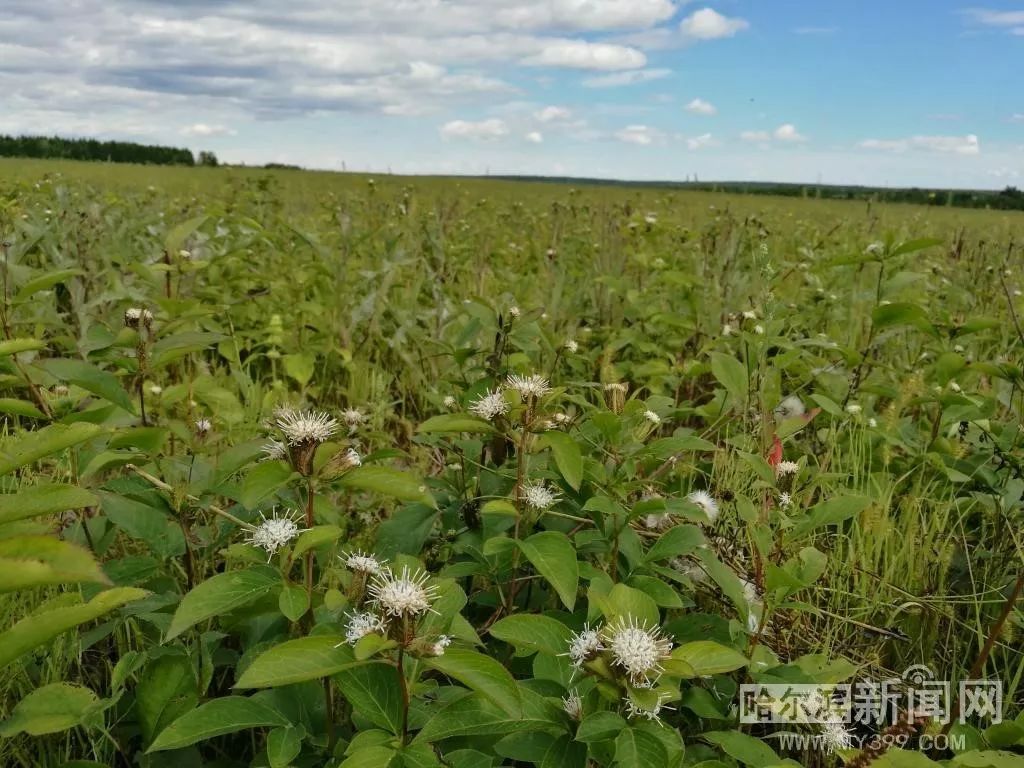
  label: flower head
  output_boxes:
[644,512,672,531]
[343,612,387,646]
[261,439,287,462]
[429,635,452,656]
[687,490,720,523]
[624,693,673,722]
[845,403,862,415]
[506,373,552,400]
[469,388,509,421]
[368,566,439,618]
[246,510,305,558]
[773,395,806,421]
[342,408,366,431]
[194,418,212,435]
[343,549,383,575]
[778,492,793,509]
[274,408,339,445]
[602,617,673,687]
[821,719,855,752]
[564,339,579,354]
[643,410,661,425]
[776,460,800,477]
[564,623,604,669]
[523,481,560,511]
[562,691,584,720]
[443,395,457,409]
[508,305,521,319]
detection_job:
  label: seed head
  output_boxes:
[643,410,661,425]
[342,408,365,431]
[776,460,800,477]
[194,418,212,435]
[443,395,458,409]
[687,490,719,523]
[564,339,579,353]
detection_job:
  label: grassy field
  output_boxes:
[1,157,1023,768]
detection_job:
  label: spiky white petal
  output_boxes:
[523,482,560,511]
[564,339,579,354]
[624,693,673,722]
[643,410,661,425]
[246,510,304,557]
[343,612,386,645]
[342,408,366,430]
[562,691,583,720]
[275,409,339,445]
[443,395,457,409]
[687,490,719,523]
[506,373,552,399]
[778,492,793,509]
[194,418,212,434]
[343,550,383,574]
[469,389,509,421]
[261,439,287,462]
[602,617,673,687]
[564,623,604,668]
[776,460,801,477]
[368,566,439,618]
[821,718,855,752]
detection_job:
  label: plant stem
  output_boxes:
[397,645,410,744]
[304,478,315,608]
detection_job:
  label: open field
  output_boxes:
[1,158,1023,768]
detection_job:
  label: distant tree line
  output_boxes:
[0,134,216,167]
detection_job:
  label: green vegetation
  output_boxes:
[0,135,198,166]
[0,158,1023,768]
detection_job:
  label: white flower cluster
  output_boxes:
[602,617,673,688]
[274,408,339,445]
[246,510,305,558]
[342,549,383,575]
[687,490,719,523]
[344,611,386,645]
[523,481,560,511]
[368,566,439,618]
[469,388,509,421]
[506,373,552,400]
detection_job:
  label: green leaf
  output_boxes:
[872,302,936,336]
[0,484,98,524]
[417,414,496,434]
[541,735,587,768]
[891,237,943,257]
[278,584,309,622]
[151,332,226,367]
[0,398,45,418]
[644,524,705,563]
[0,587,147,670]
[576,711,627,743]
[0,683,99,737]
[489,614,573,656]
[0,536,109,591]
[542,431,583,490]
[334,663,404,735]
[694,549,749,623]
[148,696,289,752]
[166,567,279,640]
[164,214,208,253]
[339,746,398,768]
[283,353,316,387]
[423,648,522,718]
[710,352,748,407]
[99,491,184,558]
[340,466,436,508]
[238,461,294,509]
[37,359,135,413]
[788,495,871,540]
[414,691,558,743]
[292,524,342,558]
[670,641,748,676]
[267,725,304,768]
[14,269,82,302]
[615,726,668,767]
[0,422,102,476]
[0,338,45,357]
[518,531,579,610]
[595,583,660,627]
[704,730,780,768]
[137,654,198,745]
[235,636,356,688]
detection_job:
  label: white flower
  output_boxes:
[845,403,862,415]
[343,550,383,574]
[562,691,583,720]
[509,306,521,319]
[865,241,884,255]
[821,719,855,753]
[773,395,806,420]
[342,408,366,430]
[868,417,878,428]
[148,385,163,395]
[443,395,457,409]
[469,389,509,421]
[246,510,305,558]
[602,617,673,687]
[368,566,439,618]
[776,460,800,477]
[644,512,672,531]
[643,410,661,425]
[275,409,339,445]
[523,482,560,511]
[342,447,362,468]
[778,492,792,509]
[742,310,757,320]
[644,213,657,225]
[624,693,673,722]
[949,381,961,393]
[194,418,212,434]
[687,490,719,523]
[754,324,765,335]
[564,623,604,668]
[722,324,733,336]
[429,635,452,656]
[343,612,387,646]
[564,339,579,354]
[506,373,552,400]
[261,439,287,461]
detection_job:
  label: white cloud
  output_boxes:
[1011,114,1024,123]
[686,132,716,150]
[535,105,572,122]
[773,123,806,142]
[740,130,771,143]
[495,0,676,31]
[583,68,671,87]
[858,134,981,155]
[179,123,236,137]
[679,8,749,40]
[523,40,645,70]
[440,118,509,140]
[964,9,1024,27]
[525,130,543,143]
[685,98,717,116]
[615,124,661,145]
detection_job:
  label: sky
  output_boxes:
[1,1,1022,188]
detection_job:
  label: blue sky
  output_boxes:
[1,1,1021,187]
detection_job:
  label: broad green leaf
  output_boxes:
[0,398,45,418]
[694,549,749,623]
[292,524,342,558]
[339,746,398,768]
[0,338,45,357]
[542,431,583,490]
[235,636,356,688]
[788,495,872,540]
[340,466,436,508]
[14,269,82,302]
[0,587,147,669]
[644,524,705,563]
[334,663,404,735]
[415,690,558,743]
[0,422,102,476]
[283,353,316,387]
[37,358,135,413]
[165,214,208,253]
[151,331,226,367]
[518,531,579,610]
[489,614,573,656]
[541,735,587,768]
[417,414,496,434]
[670,641,748,676]
[267,725,304,768]
[891,237,943,257]
[0,683,99,737]
[704,730,780,768]
[278,584,309,622]
[710,352,748,406]
[136,654,198,745]
[595,583,660,627]
[872,302,936,336]
[99,491,184,558]
[238,461,294,509]
[576,711,627,743]
[148,696,289,752]
[615,726,668,767]
[423,648,522,717]
[166,567,279,640]
[0,484,98,524]
[0,536,109,591]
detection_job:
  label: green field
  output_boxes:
[1,158,1023,768]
